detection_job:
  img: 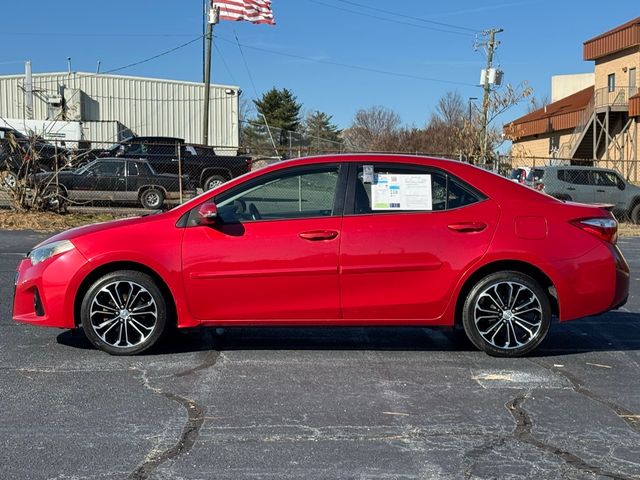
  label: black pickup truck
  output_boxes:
[88,136,252,191]
[1,127,69,187]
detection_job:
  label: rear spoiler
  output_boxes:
[593,203,615,212]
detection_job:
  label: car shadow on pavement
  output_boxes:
[56,310,640,356]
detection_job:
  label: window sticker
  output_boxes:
[371,174,432,210]
[362,165,375,184]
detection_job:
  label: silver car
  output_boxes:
[528,165,640,223]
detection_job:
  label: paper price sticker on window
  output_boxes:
[371,174,432,210]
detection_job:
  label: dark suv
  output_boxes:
[528,165,640,222]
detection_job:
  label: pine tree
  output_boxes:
[243,88,302,154]
[304,111,342,154]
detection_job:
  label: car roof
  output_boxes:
[95,157,148,163]
[537,165,617,172]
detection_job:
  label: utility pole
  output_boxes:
[203,2,219,145]
[478,28,503,163]
[468,97,477,123]
[24,60,34,120]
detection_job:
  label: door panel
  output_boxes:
[340,201,499,320]
[181,164,345,322]
[181,218,341,320]
[339,163,499,321]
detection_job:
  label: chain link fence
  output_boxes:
[0,133,258,212]
[2,126,639,222]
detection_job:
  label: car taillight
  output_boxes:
[571,218,618,244]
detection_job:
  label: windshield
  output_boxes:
[509,168,524,179]
[527,169,544,182]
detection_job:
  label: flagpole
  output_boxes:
[203,3,219,146]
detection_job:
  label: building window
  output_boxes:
[630,68,637,92]
[607,73,616,92]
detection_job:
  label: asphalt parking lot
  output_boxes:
[1,231,639,480]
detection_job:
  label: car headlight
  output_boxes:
[29,240,75,266]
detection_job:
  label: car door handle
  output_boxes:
[567,187,576,191]
[298,230,339,241]
[596,189,605,193]
[447,222,487,233]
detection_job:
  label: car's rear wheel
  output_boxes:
[630,203,640,224]
[140,188,164,209]
[203,174,227,191]
[80,270,167,355]
[462,271,551,357]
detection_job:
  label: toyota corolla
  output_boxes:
[13,155,629,357]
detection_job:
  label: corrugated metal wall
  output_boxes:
[0,72,239,154]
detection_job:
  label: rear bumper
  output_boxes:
[610,244,630,310]
[554,242,629,322]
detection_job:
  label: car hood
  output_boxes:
[33,212,167,249]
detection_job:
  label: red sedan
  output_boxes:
[13,155,629,357]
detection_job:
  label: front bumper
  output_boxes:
[13,248,89,329]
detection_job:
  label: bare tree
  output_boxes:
[433,91,465,127]
[343,106,401,151]
[527,94,550,113]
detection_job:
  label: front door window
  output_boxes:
[217,166,340,222]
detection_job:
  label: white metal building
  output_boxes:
[0,72,240,154]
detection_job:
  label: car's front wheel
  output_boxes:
[80,270,167,355]
[140,188,164,209]
[41,185,66,211]
[462,271,551,357]
[0,170,17,190]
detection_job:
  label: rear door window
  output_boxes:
[351,164,482,214]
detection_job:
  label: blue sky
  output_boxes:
[0,1,636,136]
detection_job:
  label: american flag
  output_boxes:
[213,0,275,25]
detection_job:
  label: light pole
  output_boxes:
[468,97,477,123]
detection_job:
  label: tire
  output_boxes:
[462,271,551,357]
[80,270,168,355]
[631,203,640,224]
[140,188,164,209]
[42,185,66,211]
[203,174,227,191]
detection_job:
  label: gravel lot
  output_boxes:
[1,231,639,479]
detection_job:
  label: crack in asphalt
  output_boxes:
[529,359,640,433]
[128,337,223,480]
[505,392,637,480]
[463,387,639,480]
[128,392,205,480]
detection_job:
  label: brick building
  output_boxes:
[505,17,640,178]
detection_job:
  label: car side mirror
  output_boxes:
[197,202,218,225]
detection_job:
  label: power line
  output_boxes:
[104,36,202,74]
[14,36,204,87]
[215,34,477,87]
[335,0,478,32]
[0,32,197,38]
[305,0,475,37]
[214,42,238,85]
[233,32,261,99]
